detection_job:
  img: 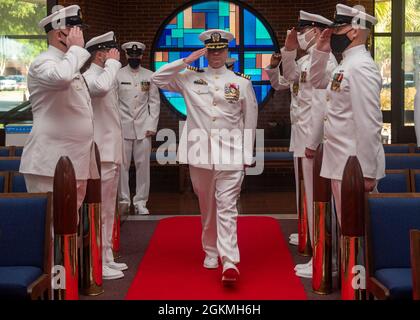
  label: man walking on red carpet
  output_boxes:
[151,29,258,285]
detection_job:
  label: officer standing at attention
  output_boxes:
[280,11,338,279]
[151,29,258,285]
[117,42,160,215]
[20,5,99,210]
[84,31,128,280]
[310,4,385,228]
[265,52,301,247]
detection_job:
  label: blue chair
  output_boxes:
[383,144,414,154]
[411,230,420,300]
[377,170,411,193]
[14,147,24,157]
[0,193,52,299]
[0,172,9,193]
[411,170,420,192]
[10,172,27,193]
[263,152,294,161]
[0,157,21,172]
[366,194,420,299]
[385,154,420,170]
[0,147,11,157]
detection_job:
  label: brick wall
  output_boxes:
[58,0,374,139]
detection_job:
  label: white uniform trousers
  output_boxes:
[119,137,151,208]
[24,174,87,210]
[189,166,244,265]
[301,157,314,244]
[101,162,120,264]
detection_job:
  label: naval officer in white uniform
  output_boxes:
[278,11,338,278]
[151,29,258,285]
[117,42,160,215]
[310,4,385,227]
[265,52,301,247]
[20,5,99,210]
[84,31,128,280]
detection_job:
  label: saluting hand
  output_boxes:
[184,48,207,65]
[284,28,298,51]
[364,178,376,192]
[305,148,316,159]
[107,48,120,61]
[316,28,333,53]
[66,26,85,48]
[270,53,282,68]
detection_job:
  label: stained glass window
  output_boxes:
[152,0,278,118]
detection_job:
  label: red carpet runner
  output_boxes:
[126,216,307,300]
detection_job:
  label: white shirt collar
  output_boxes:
[48,45,65,57]
[206,64,227,75]
[90,62,104,72]
[342,44,367,59]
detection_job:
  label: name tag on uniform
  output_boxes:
[292,82,299,96]
[141,81,150,92]
[224,83,240,103]
[300,71,307,83]
[193,79,208,85]
[121,82,132,85]
[73,75,83,90]
[331,72,344,92]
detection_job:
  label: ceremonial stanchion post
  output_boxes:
[112,196,121,259]
[298,158,312,256]
[341,156,366,300]
[312,144,333,294]
[79,144,104,296]
[53,156,79,300]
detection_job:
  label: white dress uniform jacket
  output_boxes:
[281,46,338,156]
[151,59,258,171]
[83,60,124,165]
[310,45,385,180]
[265,61,301,152]
[117,65,160,140]
[20,45,99,180]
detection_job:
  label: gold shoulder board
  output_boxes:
[187,65,204,73]
[235,72,251,80]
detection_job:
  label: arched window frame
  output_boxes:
[151,0,279,119]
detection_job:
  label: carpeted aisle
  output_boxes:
[125,216,307,300]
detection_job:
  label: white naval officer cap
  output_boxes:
[225,57,237,68]
[85,31,118,53]
[39,5,88,33]
[331,4,377,29]
[121,42,146,57]
[199,29,234,50]
[297,11,333,31]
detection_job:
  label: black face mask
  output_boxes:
[59,31,68,48]
[330,30,353,54]
[128,58,141,69]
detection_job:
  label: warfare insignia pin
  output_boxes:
[224,83,240,103]
[193,79,208,85]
